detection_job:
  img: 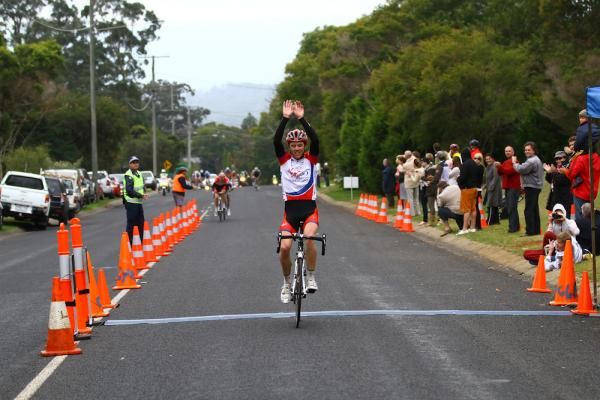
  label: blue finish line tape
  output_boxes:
[104,309,574,326]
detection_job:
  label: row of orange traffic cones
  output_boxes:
[40,199,202,357]
[527,239,597,315]
[355,194,415,232]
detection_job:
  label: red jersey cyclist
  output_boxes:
[212,172,231,216]
[274,99,321,303]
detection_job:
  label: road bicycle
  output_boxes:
[276,222,326,328]
[216,195,228,221]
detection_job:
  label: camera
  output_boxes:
[551,212,564,220]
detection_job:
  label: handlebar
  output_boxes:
[276,232,327,256]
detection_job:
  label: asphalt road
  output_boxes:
[2,186,600,400]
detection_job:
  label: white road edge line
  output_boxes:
[14,203,208,400]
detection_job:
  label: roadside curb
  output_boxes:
[318,193,560,287]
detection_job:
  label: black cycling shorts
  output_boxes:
[279,200,319,233]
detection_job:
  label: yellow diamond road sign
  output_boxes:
[163,160,172,170]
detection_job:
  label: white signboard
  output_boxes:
[343,176,359,189]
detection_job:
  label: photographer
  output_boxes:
[523,203,578,264]
[546,203,579,237]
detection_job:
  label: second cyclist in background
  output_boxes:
[212,172,232,216]
[251,166,261,190]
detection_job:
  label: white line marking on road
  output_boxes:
[104,309,574,326]
[14,356,67,400]
[15,203,209,400]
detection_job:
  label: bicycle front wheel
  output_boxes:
[295,259,303,328]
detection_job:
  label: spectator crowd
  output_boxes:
[383,109,600,272]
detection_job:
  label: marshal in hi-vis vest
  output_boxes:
[124,169,144,204]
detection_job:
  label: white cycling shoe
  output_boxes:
[213,210,218,217]
[280,283,291,304]
[307,275,318,293]
[227,208,231,217]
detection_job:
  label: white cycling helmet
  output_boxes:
[285,129,307,143]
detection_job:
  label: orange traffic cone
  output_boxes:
[69,218,92,336]
[549,239,578,306]
[376,197,390,224]
[394,200,404,229]
[160,214,171,255]
[171,209,181,244]
[478,197,488,229]
[56,223,76,335]
[143,221,158,264]
[40,277,82,357]
[97,268,117,309]
[86,252,109,318]
[572,271,598,315]
[165,211,175,250]
[401,200,415,232]
[132,226,148,270]
[526,255,552,293]
[152,218,165,257]
[368,196,377,221]
[355,194,363,216]
[113,232,142,290]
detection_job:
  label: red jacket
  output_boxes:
[565,153,600,201]
[497,158,521,190]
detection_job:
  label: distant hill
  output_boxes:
[188,83,275,127]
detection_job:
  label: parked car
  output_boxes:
[78,168,98,204]
[141,170,157,191]
[42,169,84,211]
[45,176,70,224]
[0,171,51,229]
[90,170,114,198]
[61,179,81,214]
[109,176,121,197]
[110,173,125,197]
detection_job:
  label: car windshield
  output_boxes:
[141,172,152,179]
[63,180,73,189]
[5,175,44,190]
[97,172,107,179]
[46,179,62,195]
[110,174,124,183]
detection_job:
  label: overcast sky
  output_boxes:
[140,0,387,91]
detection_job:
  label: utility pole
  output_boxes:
[187,107,192,170]
[170,85,175,136]
[89,0,98,181]
[151,56,157,176]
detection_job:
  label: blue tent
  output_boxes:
[585,86,600,305]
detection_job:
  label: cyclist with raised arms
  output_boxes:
[212,172,231,216]
[275,100,320,303]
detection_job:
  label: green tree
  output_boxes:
[5,145,53,173]
[0,39,63,177]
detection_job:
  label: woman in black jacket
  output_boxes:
[544,151,572,218]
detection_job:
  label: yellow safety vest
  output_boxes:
[124,169,144,204]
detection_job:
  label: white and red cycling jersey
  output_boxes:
[278,152,318,201]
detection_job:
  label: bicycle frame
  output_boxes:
[276,225,326,327]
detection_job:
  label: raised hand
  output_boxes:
[293,101,304,119]
[282,100,294,118]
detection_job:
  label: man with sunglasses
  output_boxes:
[123,155,148,243]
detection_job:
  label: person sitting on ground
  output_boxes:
[544,231,583,272]
[575,202,600,255]
[437,181,464,236]
[523,203,578,264]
